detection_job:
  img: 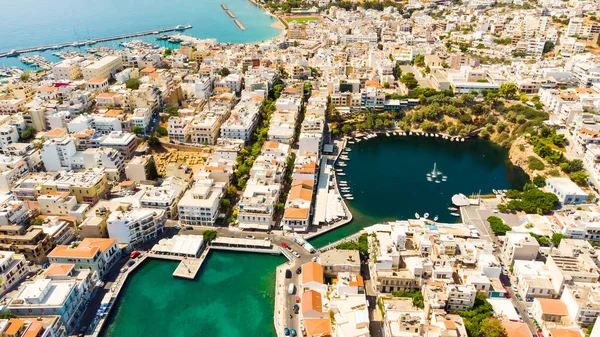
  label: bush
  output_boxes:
[528,156,545,171]
[533,175,546,188]
[501,188,558,214]
[570,171,588,186]
[203,230,217,242]
[488,216,512,235]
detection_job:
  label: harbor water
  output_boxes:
[101,253,281,337]
[101,137,527,337]
[1,0,280,69]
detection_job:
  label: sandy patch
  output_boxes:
[270,21,285,30]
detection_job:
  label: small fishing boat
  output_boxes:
[340,181,348,184]
[427,177,433,181]
[424,213,429,219]
[435,180,441,183]
[338,163,347,167]
[345,148,352,152]
[493,189,499,194]
[343,194,353,198]
[415,213,420,219]
[433,216,438,221]
[336,169,344,172]
[337,173,346,176]
[448,207,458,211]
[345,196,354,200]
[450,213,460,217]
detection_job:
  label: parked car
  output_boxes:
[511,284,518,292]
[285,269,292,279]
[130,251,140,259]
[246,235,255,239]
[291,329,297,337]
[286,246,293,252]
[284,328,290,336]
[127,260,135,267]
[296,267,302,274]
[293,304,299,314]
[526,309,533,319]
[281,242,289,249]
[292,251,301,258]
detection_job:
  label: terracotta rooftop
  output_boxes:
[302,261,324,285]
[536,298,569,316]
[88,77,107,84]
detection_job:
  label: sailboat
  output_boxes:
[427,162,444,182]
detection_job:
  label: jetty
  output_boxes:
[221,3,228,9]
[0,24,192,58]
[226,10,236,18]
[234,19,247,31]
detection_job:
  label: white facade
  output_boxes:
[178,179,226,226]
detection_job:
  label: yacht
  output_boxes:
[450,213,460,217]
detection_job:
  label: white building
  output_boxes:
[178,179,226,226]
[0,251,28,294]
[545,178,589,204]
[107,208,166,246]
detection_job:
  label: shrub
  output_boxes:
[528,156,545,171]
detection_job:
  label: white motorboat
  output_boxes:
[433,216,438,221]
[448,207,458,211]
[415,213,420,219]
[343,194,353,198]
[345,196,354,200]
[337,173,346,176]
[435,180,441,183]
[427,177,433,181]
[450,212,460,217]
[340,181,348,184]
[336,169,344,172]
[424,213,429,219]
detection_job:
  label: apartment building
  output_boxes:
[545,178,588,205]
[502,232,540,265]
[0,226,53,264]
[560,285,600,326]
[38,193,77,216]
[513,260,554,299]
[446,284,478,312]
[167,116,191,142]
[0,251,28,294]
[40,169,108,204]
[107,208,166,246]
[82,56,123,81]
[220,99,260,142]
[546,253,598,296]
[52,58,82,80]
[177,179,226,226]
[97,131,138,159]
[41,136,77,172]
[47,238,119,279]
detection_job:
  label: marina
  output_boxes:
[0,25,192,58]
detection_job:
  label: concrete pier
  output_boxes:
[234,20,247,30]
[0,25,192,58]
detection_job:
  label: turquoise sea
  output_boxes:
[101,137,528,337]
[0,0,280,69]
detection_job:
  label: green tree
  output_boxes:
[20,71,31,82]
[414,54,425,67]
[480,318,508,337]
[163,48,173,57]
[145,157,159,180]
[219,67,230,77]
[570,171,589,186]
[498,82,518,99]
[132,126,144,135]
[487,216,512,235]
[220,198,231,212]
[203,230,218,242]
[551,233,567,246]
[125,78,141,90]
[543,41,555,54]
[155,126,168,137]
[20,127,36,141]
[400,73,419,89]
[28,217,44,227]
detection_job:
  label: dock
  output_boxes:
[0,24,192,58]
[173,248,210,279]
[234,19,247,31]
[226,10,236,18]
[221,3,228,10]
